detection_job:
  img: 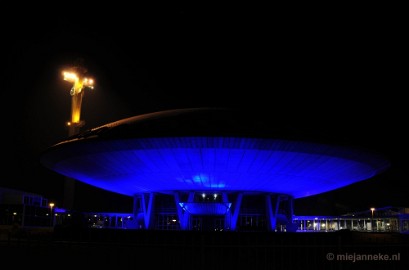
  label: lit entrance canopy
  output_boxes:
[40,108,390,199]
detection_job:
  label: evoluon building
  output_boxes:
[40,108,390,231]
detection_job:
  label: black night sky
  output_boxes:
[3,5,408,214]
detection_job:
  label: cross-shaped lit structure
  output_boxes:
[61,65,94,209]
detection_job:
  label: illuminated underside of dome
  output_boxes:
[40,108,390,199]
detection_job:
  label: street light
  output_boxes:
[49,203,55,227]
[370,207,375,231]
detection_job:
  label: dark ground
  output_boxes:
[2,228,408,269]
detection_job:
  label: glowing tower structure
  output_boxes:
[63,68,94,136]
[61,66,94,210]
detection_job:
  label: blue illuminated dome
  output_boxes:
[40,108,390,231]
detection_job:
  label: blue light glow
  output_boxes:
[41,137,390,198]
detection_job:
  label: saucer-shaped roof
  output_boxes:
[40,108,390,198]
